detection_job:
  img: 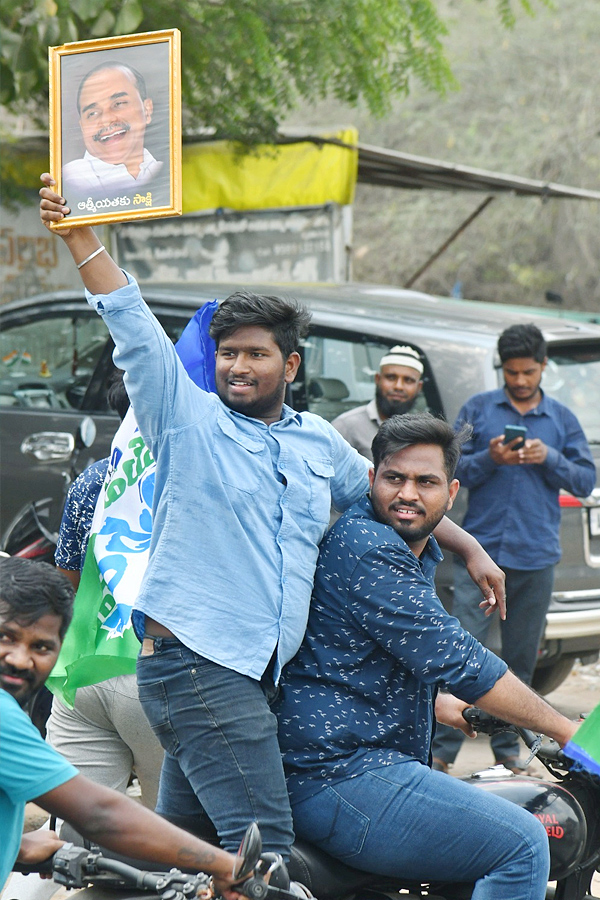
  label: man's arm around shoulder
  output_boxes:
[433,518,506,619]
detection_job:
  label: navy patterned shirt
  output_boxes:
[54,459,109,571]
[275,494,507,803]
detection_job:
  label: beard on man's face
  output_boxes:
[376,386,417,420]
[215,374,287,420]
[0,662,37,706]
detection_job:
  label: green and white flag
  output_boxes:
[47,410,156,706]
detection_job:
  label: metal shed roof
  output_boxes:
[355,141,600,200]
[277,133,600,200]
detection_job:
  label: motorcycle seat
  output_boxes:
[289,840,406,899]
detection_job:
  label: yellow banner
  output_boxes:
[4,128,358,212]
[182,128,358,213]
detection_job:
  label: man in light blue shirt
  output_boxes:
[39,177,507,859]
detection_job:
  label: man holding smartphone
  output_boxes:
[432,323,596,773]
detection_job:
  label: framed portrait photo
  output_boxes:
[49,29,181,229]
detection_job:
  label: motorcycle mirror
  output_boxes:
[234,822,263,881]
[76,416,97,450]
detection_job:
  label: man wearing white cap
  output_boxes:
[332,345,425,460]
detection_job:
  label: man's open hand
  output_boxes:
[463,545,507,620]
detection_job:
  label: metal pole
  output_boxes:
[404,195,495,289]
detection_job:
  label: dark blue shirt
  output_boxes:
[275,495,507,803]
[456,388,596,569]
[55,459,109,571]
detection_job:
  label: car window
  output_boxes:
[493,342,600,445]
[544,344,600,444]
[299,332,435,422]
[76,313,194,414]
[0,313,108,411]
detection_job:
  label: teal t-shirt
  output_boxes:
[0,689,77,888]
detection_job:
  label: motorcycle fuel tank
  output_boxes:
[463,769,587,881]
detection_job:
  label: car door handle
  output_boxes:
[20,432,75,462]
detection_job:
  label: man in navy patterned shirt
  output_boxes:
[275,413,576,900]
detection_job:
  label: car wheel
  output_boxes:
[532,657,574,695]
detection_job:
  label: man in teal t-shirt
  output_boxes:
[0,557,76,887]
[0,691,76,888]
[0,556,274,894]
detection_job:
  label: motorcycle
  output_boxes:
[286,708,600,900]
[12,823,304,900]
[12,712,600,900]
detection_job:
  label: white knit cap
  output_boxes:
[379,345,424,376]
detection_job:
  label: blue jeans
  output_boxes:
[291,761,549,899]
[433,559,554,765]
[136,636,294,856]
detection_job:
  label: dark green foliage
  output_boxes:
[1,0,547,142]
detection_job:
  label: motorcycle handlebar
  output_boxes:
[12,845,183,885]
[462,707,513,734]
[14,831,302,900]
[12,857,54,876]
[462,707,568,766]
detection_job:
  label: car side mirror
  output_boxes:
[76,416,97,449]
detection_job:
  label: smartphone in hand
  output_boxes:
[503,424,527,450]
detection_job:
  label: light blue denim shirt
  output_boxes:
[86,276,370,681]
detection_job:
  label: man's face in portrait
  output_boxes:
[78,65,153,177]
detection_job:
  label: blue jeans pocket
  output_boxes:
[294,785,369,860]
[136,673,179,755]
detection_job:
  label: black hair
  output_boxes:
[107,369,130,421]
[372,412,472,480]
[0,557,74,640]
[209,291,311,360]
[77,61,148,115]
[498,324,547,364]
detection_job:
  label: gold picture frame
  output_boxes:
[49,29,181,229]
